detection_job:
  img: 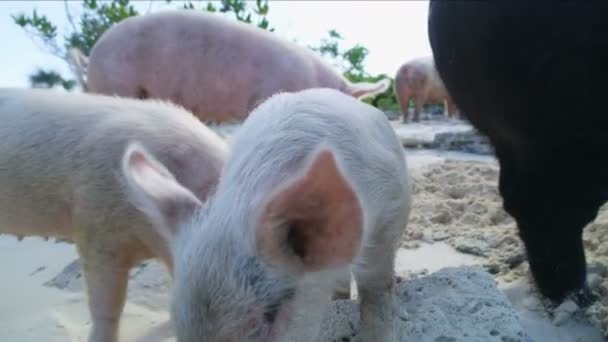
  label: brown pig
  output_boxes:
[394,56,459,122]
[0,88,227,342]
[72,10,390,123]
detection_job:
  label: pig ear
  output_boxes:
[256,147,364,273]
[346,78,391,99]
[121,142,202,242]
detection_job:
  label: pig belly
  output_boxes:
[0,182,74,239]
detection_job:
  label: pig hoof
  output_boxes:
[571,286,597,308]
[331,291,351,300]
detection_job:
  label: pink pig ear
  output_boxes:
[121,141,202,243]
[256,147,364,273]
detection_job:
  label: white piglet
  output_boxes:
[0,88,227,342]
[123,88,411,341]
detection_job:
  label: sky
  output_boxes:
[0,0,432,88]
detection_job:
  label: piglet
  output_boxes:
[0,88,227,342]
[122,88,412,341]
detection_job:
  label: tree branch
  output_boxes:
[64,0,78,34]
[146,0,153,14]
[21,27,65,61]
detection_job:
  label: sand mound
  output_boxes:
[405,160,608,337]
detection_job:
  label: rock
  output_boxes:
[44,259,172,310]
[453,237,490,257]
[505,253,527,269]
[389,118,494,155]
[43,259,82,291]
[552,300,580,326]
[483,262,501,275]
[316,266,526,342]
[588,260,608,277]
[316,300,361,341]
[384,110,401,121]
[396,267,525,341]
[392,120,471,149]
[432,129,494,155]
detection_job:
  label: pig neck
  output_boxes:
[175,196,255,279]
[197,185,257,244]
[200,164,291,248]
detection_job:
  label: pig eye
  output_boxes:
[263,306,279,324]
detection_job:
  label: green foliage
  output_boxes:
[65,0,139,56]
[312,30,398,111]
[12,0,394,112]
[13,0,140,90]
[343,44,369,78]
[29,68,76,90]
[182,0,274,31]
[346,73,399,111]
[314,29,341,59]
[14,0,140,58]
[13,0,272,90]
[365,76,399,111]
[312,30,369,79]
[13,10,60,55]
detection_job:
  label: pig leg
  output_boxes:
[352,230,399,342]
[76,237,131,342]
[413,97,424,122]
[445,98,457,119]
[83,262,129,342]
[331,268,352,300]
[401,96,411,123]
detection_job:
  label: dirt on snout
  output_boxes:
[402,160,608,337]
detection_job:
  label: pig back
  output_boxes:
[223,88,408,229]
[87,10,347,122]
[0,88,226,237]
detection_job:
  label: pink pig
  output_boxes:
[0,88,227,342]
[71,10,390,123]
[395,56,460,122]
[122,88,412,341]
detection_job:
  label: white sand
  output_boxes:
[0,236,173,342]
